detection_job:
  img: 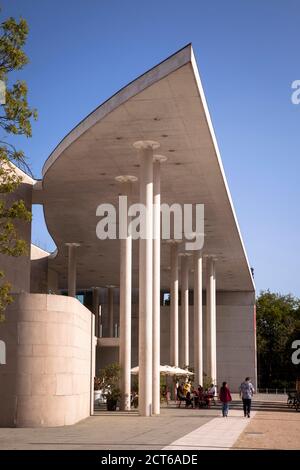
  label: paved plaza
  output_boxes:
[0,395,299,450]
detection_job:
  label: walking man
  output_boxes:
[239,377,255,417]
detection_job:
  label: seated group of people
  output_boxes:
[176,382,217,408]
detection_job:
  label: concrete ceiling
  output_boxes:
[34,44,254,292]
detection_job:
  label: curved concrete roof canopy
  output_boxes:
[35,44,254,292]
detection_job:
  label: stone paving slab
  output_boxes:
[0,396,293,450]
[0,408,218,450]
[234,410,300,450]
[163,411,256,450]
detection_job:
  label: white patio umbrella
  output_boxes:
[166,365,194,376]
[131,365,193,376]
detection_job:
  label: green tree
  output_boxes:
[0,13,37,320]
[256,290,300,389]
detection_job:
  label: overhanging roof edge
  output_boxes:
[40,44,255,292]
[42,44,193,177]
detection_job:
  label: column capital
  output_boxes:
[133,140,160,150]
[204,254,218,260]
[153,154,167,163]
[65,242,81,247]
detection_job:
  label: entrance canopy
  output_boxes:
[34,44,254,292]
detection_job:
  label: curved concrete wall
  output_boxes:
[0,293,93,427]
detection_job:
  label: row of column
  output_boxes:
[169,246,217,388]
[86,247,217,399]
[65,139,217,417]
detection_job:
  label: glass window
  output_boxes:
[76,294,84,304]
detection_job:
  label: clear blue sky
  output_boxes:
[2,0,300,297]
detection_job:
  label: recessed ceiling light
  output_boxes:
[161,134,168,138]
[168,149,176,153]
[116,136,123,140]
[153,117,161,121]
[175,162,181,166]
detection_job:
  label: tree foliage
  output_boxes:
[97,363,121,401]
[0,13,37,320]
[257,290,300,389]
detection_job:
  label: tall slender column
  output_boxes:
[107,286,114,337]
[194,251,203,386]
[92,287,100,337]
[206,257,217,384]
[170,242,179,367]
[66,243,80,297]
[152,154,167,416]
[116,176,136,411]
[181,255,190,368]
[134,140,159,417]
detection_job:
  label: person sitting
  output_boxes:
[183,380,190,396]
[185,391,193,408]
[131,391,138,408]
[177,383,186,407]
[192,387,199,407]
[197,385,206,408]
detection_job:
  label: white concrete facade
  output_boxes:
[0,44,256,425]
